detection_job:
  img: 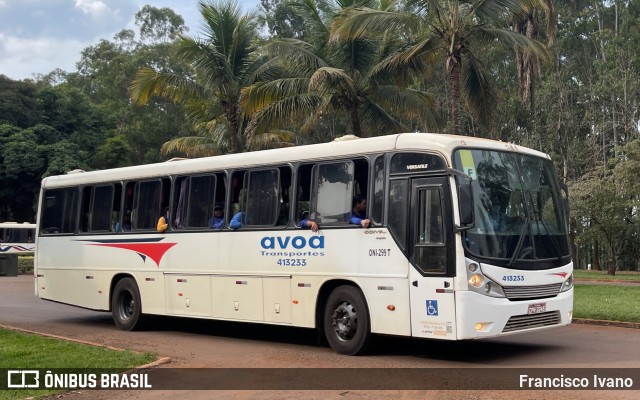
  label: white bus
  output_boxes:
[0,222,36,255]
[35,133,573,355]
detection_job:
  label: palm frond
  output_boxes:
[462,52,499,130]
[330,8,418,43]
[161,135,224,158]
[290,0,331,43]
[129,68,203,105]
[309,67,357,99]
[247,129,297,150]
[472,27,551,63]
[174,36,234,88]
[246,94,323,138]
[368,86,439,131]
[262,39,329,76]
[473,0,529,24]
[359,99,406,136]
[366,36,440,87]
[241,78,310,115]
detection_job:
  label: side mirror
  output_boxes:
[457,181,475,230]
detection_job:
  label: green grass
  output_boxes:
[0,329,156,399]
[574,284,640,323]
[573,269,640,281]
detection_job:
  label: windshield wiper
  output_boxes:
[507,215,530,267]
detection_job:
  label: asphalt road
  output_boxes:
[1,275,638,399]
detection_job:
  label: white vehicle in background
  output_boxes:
[35,133,573,355]
[0,222,36,255]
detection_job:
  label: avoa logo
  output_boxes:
[260,236,325,249]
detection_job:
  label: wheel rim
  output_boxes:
[118,290,135,321]
[331,300,358,342]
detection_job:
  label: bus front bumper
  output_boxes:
[455,288,573,340]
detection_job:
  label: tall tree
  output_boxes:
[511,0,555,116]
[331,0,549,134]
[243,0,438,148]
[130,0,261,155]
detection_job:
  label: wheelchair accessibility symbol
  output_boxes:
[426,300,438,316]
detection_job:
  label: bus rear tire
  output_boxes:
[323,285,370,355]
[112,277,145,331]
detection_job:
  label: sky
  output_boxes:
[0,0,260,80]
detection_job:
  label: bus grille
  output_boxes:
[502,311,561,333]
[503,283,562,301]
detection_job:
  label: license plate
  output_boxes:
[528,303,546,314]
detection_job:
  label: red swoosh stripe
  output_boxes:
[90,243,177,266]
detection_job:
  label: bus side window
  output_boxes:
[388,179,408,250]
[276,166,292,227]
[353,159,369,199]
[131,180,162,231]
[229,171,246,228]
[244,168,280,226]
[296,164,313,226]
[371,155,385,225]
[310,161,354,224]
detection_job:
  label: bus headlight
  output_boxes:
[560,274,573,292]
[468,274,484,287]
[466,262,506,298]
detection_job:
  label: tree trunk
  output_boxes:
[607,258,616,276]
[225,102,240,154]
[569,217,578,267]
[592,239,601,271]
[349,104,363,137]
[447,53,462,134]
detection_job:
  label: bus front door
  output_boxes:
[408,177,457,339]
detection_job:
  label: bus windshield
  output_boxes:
[453,149,570,269]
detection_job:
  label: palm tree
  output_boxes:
[331,0,549,134]
[511,0,555,113]
[241,0,437,148]
[130,0,260,155]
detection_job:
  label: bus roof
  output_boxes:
[41,132,549,188]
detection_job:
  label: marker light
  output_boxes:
[468,263,478,272]
[387,305,396,311]
[468,274,484,288]
[475,323,485,331]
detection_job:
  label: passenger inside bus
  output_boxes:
[229,211,243,229]
[157,207,169,233]
[299,210,319,232]
[350,195,371,228]
[209,204,224,229]
[115,210,132,232]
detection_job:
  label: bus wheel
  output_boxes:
[112,277,144,331]
[323,285,370,355]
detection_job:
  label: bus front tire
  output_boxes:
[112,277,145,331]
[323,285,371,355]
